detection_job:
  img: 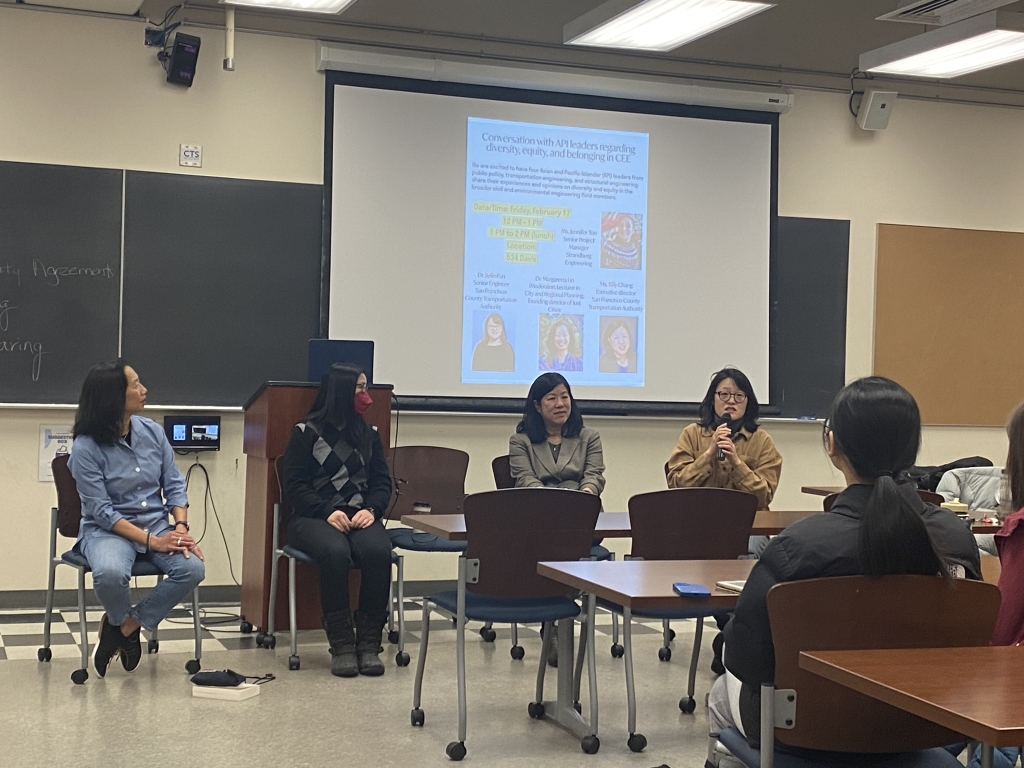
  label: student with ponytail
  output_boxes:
[708,377,981,749]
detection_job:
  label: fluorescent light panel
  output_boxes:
[861,10,1024,78]
[221,0,356,14]
[564,0,774,52]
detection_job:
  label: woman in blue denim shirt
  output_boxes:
[69,360,205,678]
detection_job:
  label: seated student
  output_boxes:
[961,402,1024,768]
[68,360,205,678]
[709,377,981,755]
[509,372,605,666]
[281,364,393,678]
[936,465,1003,555]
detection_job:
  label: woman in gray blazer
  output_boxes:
[509,373,606,495]
[509,373,606,666]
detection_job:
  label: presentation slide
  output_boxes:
[328,79,773,403]
[462,118,648,387]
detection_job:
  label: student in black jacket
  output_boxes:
[709,377,981,750]
[281,363,393,678]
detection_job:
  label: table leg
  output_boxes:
[979,743,994,768]
[541,616,597,742]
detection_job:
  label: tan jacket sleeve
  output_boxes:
[666,424,716,489]
[729,431,782,509]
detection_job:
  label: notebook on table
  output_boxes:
[715,580,746,593]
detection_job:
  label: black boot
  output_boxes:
[711,632,725,676]
[323,611,358,678]
[354,610,386,677]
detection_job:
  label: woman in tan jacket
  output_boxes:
[666,367,782,512]
[666,366,782,673]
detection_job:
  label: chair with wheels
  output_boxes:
[601,487,757,752]
[39,454,202,684]
[822,489,944,511]
[264,457,406,669]
[490,454,619,659]
[410,487,602,761]
[711,574,1000,768]
[386,446,468,660]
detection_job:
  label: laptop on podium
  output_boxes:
[307,339,374,384]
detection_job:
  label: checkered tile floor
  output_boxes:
[0,601,693,662]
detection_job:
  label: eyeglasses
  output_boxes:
[715,391,746,403]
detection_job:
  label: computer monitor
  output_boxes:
[164,415,221,452]
[307,339,374,384]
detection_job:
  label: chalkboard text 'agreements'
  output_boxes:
[0,162,121,402]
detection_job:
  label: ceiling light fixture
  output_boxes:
[860,10,1024,78]
[563,0,775,52]
[220,0,357,15]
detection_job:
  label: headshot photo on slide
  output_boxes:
[599,316,638,374]
[538,314,583,372]
[471,311,516,372]
[600,212,643,270]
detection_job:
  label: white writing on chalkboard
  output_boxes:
[0,339,44,381]
[31,260,115,286]
[0,300,13,332]
[0,263,20,285]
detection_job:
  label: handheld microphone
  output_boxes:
[717,413,732,461]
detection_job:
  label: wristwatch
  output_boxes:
[174,520,190,531]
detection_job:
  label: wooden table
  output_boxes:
[537,558,755,611]
[801,646,1024,768]
[400,512,999,542]
[400,510,820,540]
[801,485,845,497]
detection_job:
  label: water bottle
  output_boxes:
[996,469,1013,521]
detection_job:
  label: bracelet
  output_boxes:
[146,531,151,551]
[174,520,190,531]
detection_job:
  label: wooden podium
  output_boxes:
[240,381,393,632]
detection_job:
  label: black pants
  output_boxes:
[287,516,392,617]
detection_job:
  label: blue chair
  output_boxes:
[600,487,757,752]
[490,453,620,660]
[386,446,469,656]
[265,457,406,669]
[711,575,1000,768]
[39,454,202,684]
[410,487,602,761]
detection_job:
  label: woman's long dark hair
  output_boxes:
[73,359,129,446]
[825,376,948,579]
[1005,401,1024,513]
[305,363,371,451]
[516,373,583,443]
[697,367,760,432]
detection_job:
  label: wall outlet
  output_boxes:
[179,144,202,167]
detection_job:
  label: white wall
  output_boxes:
[0,8,1018,593]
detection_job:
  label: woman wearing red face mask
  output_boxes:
[281,363,393,678]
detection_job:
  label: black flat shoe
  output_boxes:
[120,626,142,673]
[93,614,122,678]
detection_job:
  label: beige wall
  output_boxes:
[0,8,1017,592]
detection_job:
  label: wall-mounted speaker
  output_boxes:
[856,89,898,131]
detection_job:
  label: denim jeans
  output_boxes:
[965,745,1020,768]
[80,535,205,631]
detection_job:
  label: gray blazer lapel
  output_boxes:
[533,439,560,479]
[557,436,582,473]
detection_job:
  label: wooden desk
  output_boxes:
[801,485,845,497]
[400,510,820,540]
[537,559,755,611]
[801,646,1024,767]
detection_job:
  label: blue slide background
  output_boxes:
[462,117,649,386]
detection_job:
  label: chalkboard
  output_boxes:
[121,172,322,406]
[0,162,122,403]
[770,216,849,418]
